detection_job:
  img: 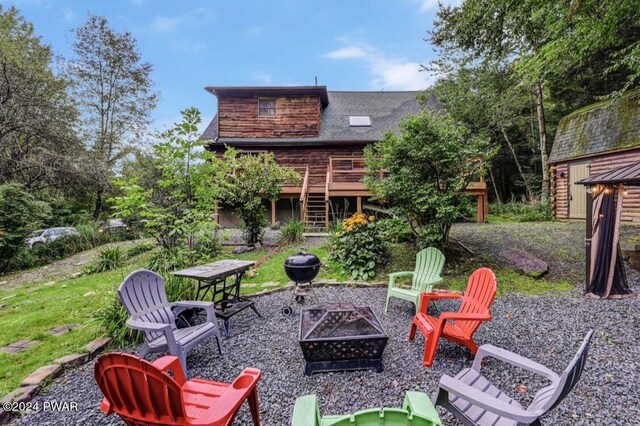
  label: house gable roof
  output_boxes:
[549,89,640,164]
[202,89,434,146]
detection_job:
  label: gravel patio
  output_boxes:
[14,280,640,426]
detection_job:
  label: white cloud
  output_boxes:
[151,8,214,33]
[62,8,75,22]
[324,40,434,91]
[252,72,273,85]
[413,0,462,13]
[152,16,179,33]
[324,46,368,60]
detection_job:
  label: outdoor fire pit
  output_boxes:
[298,303,388,375]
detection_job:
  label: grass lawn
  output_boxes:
[0,224,578,397]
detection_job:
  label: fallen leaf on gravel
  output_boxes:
[504,313,514,319]
[516,384,527,393]
[392,379,399,388]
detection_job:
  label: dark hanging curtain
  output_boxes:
[588,187,634,298]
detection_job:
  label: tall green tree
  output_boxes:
[211,149,300,246]
[71,15,158,218]
[430,0,639,200]
[0,6,93,195]
[364,111,493,247]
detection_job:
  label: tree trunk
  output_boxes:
[488,167,502,204]
[500,126,534,200]
[533,81,550,201]
[93,190,103,219]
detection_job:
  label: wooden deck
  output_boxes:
[279,156,489,224]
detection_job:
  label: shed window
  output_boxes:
[258,99,276,117]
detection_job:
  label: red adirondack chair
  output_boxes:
[94,352,262,426]
[408,267,497,367]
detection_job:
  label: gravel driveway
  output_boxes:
[14,282,640,426]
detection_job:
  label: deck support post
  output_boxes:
[356,196,362,213]
[214,201,220,225]
[585,188,593,293]
[476,195,485,223]
[271,200,276,226]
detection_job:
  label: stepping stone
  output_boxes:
[47,324,79,337]
[83,291,96,297]
[243,283,258,288]
[21,364,63,387]
[85,337,112,357]
[53,353,88,368]
[0,281,7,286]
[0,340,39,354]
[499,249,549,278]
[44,281,56,286]
[1,385,38,404]
[0,294,16,301]
[262,282,280,287]
[0,304,5,310]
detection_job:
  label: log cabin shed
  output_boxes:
[550,88,640,221]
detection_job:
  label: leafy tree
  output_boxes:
[112,108,217,265]
[71,15,158,218]
[429,0,640,201]
[212,149,300,246]
[0,184,50,273]
[430,63,539,201]
[364,111,493,247]
[0,6,94,196]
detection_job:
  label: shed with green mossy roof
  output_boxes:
[550,89,640,222]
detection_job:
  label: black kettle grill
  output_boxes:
[282,249,321,316]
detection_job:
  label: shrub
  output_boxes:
[94,293,142,347]
[329,213,388,280]
[31,234,87,264]
[84,246,124,274]
[124,241,155,258]
[95,274,196,347]
[376,217,414,243]
[278,220,306,245]
[490,200,553,222]
[0,184,50,273]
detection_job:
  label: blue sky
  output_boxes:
[7,0,457,133]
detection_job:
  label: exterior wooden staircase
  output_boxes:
[300,167,329,230]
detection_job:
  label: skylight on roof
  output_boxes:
[349,116,371,127]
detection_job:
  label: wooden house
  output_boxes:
[550,89,640,222]
[202,85,488,228]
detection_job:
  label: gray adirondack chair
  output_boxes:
[385,247,445,313]
[434,330,593,426]
[118,269,223,373]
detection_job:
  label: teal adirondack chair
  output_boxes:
[385,247,445,313]
[291,392,442,426]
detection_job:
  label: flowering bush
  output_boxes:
[330,213,388,280]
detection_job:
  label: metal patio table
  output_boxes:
[173,260,260,337]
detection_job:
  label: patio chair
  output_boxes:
[408,267,496,367]
[292,391,442,425]
[95,352,261,426]
[119,269,223,373]
[434,330,594,426]
[385,247,445,313]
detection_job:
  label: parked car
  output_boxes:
[26,227,79,248]
[99,219,128,234]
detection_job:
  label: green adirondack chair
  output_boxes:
[385,247,445,313]
[291,391,442,426]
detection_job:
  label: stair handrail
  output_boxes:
[300,166,310,222]
[325,166,331,202]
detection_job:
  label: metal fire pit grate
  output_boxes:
[298,303,388,375]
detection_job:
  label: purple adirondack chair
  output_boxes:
[434,330,593,426]
[118,269,223,373]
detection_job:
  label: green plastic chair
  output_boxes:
[385,247,445,313]
[291,391,442,426]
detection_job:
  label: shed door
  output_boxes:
[569,163,590,219]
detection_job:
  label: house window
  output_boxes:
[258,99,276,117]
